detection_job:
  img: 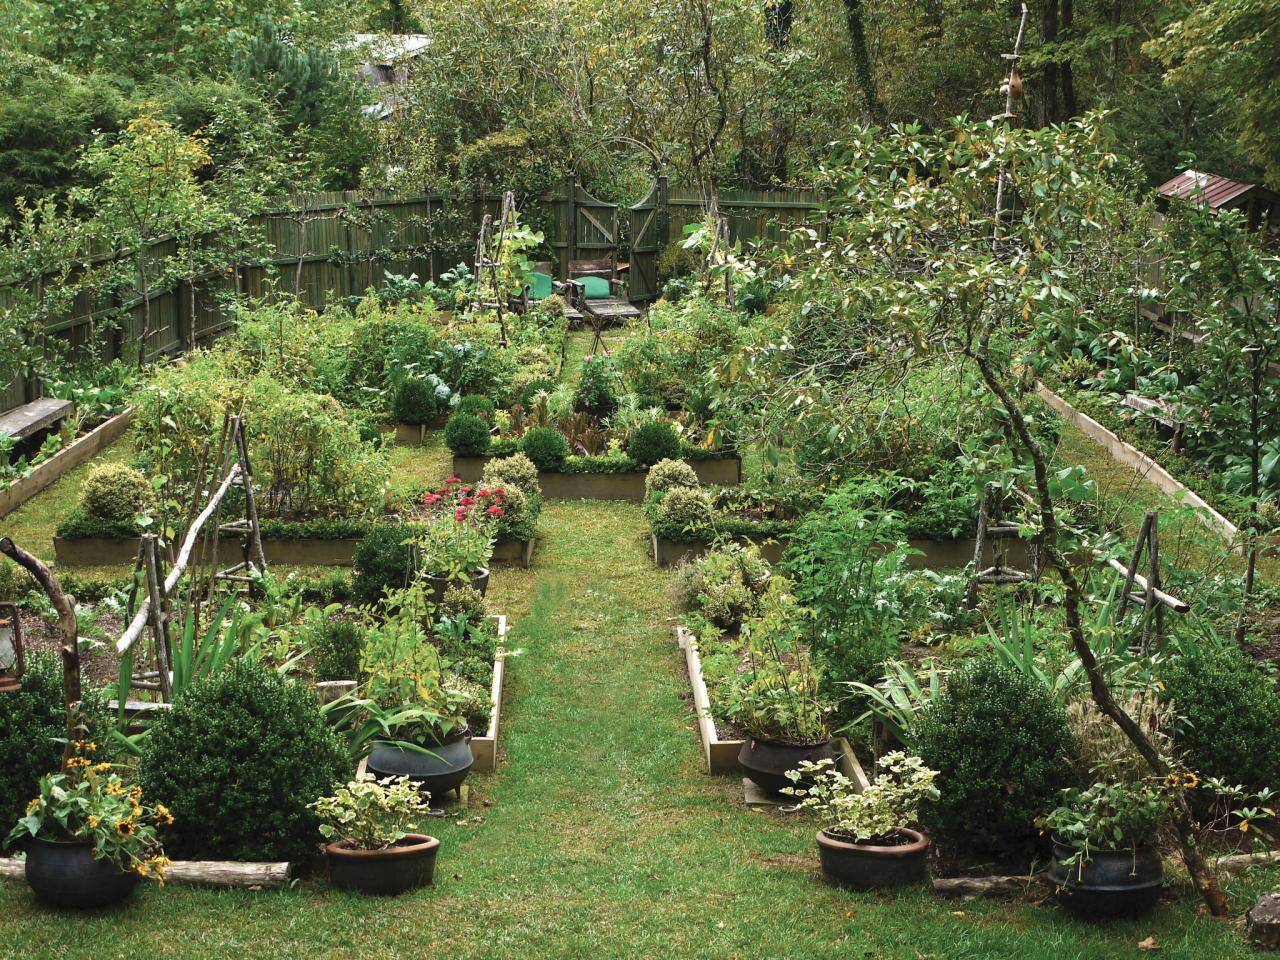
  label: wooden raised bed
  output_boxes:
[452,454,742,501]
[392,413,450,445]
[676,626,869,790]
[653,533,1031,571]
[1036,383,1251,554]
[0,408,134,519]
[53,534,535,569]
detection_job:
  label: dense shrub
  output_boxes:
[516,378,556,408]
[482,453,541,499]
[657,487,713,532]
[628,422,682,467]
[134,358,390,520]
[139,660,348,862]
[645,458,699,498]
[352,524,414,603]
[1160,644,1280,792]
[444,413,492,457]
[455,395,497,420]
[0,653,64,825]
[440,584,489,622]
[521,427,570,470]
[308,619,364,682]
[911,657,1074,856]
[691,543,770,630]
[80,463,156,523]
[392,377,443,425]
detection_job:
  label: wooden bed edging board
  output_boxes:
[53,534,535,569]
[676,626,869,791]
[470,615,508,773]
[0,857,291,889]
[0,408,135,519]
[452,455,742,500]
[1035,383,1243,554]
[653,534,1031,571]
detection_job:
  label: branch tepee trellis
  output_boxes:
[116,413,265,702]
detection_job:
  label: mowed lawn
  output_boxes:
[2,499,1276,960]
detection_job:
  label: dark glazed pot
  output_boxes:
[738,736,834,794]
[366,728,474,799]
[24,838,140,909]
[815,828,930,889]
[1047,842,1164,919]
[325,834,440,895]
[421,568,490,605]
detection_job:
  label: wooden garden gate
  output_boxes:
[550,177,621,282]
[628,177,669,303]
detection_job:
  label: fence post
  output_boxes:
[657,175,670,253]
[564,174,578,279]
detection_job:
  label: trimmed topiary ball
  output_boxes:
[455,395,497,421]
[80,463,156,523]
[628,422,682,467]
[1160,644,1280,793]
[482,453,541,499]
[521,427,570,471]
[656,486,713,532]
[911,657,1074,857]
[444,412,492,457]
[352,524,413,603]
[138,660,348,862]
[645,458,699,499]
[392,377,441,425]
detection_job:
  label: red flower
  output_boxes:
[422,493,443,506]
[459,496,477,507]
[455,507,467,521]
[445,476,461,485]
[486,505,504,517]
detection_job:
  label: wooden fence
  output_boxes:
[1,183,829,416]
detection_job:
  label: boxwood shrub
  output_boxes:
[138,660,348,862]
[0,653,65,825]
[911,657,1074,856]
[80,463,156,523]
[1160,643,1280,792]
[444,412,492,457]
[455,395,497,420]
[392,377,441,425]
[627,422,682,467]
[521,427,570,471]
[352,524,414,603]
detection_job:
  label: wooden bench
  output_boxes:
[0,397,73,443]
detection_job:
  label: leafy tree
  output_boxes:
[72,115,216,364]
[1151,0,1280,183]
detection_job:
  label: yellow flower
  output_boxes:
[1182,773,1200,789]
[106,781,125,797]
[92,763,112,774]
[1240,821,1250,834]
[88,815,99,829]
[155,803,174,826]
[129,785,142,801]
[25,798,39,815]
[116,820,136,837]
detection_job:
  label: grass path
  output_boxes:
[2,498,1274,960]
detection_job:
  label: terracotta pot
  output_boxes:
[325,834,440,895]
[815,828,930,889]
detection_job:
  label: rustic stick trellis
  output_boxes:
[116,414,265,702]
[470,191,519,344]
[964,482,1043,606]
[1105,511,1189,651]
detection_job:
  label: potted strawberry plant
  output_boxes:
[7,747,171,909]
[783,751,938,889]
[310,775,438,895]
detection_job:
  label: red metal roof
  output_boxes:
[1157,170,1258,209]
